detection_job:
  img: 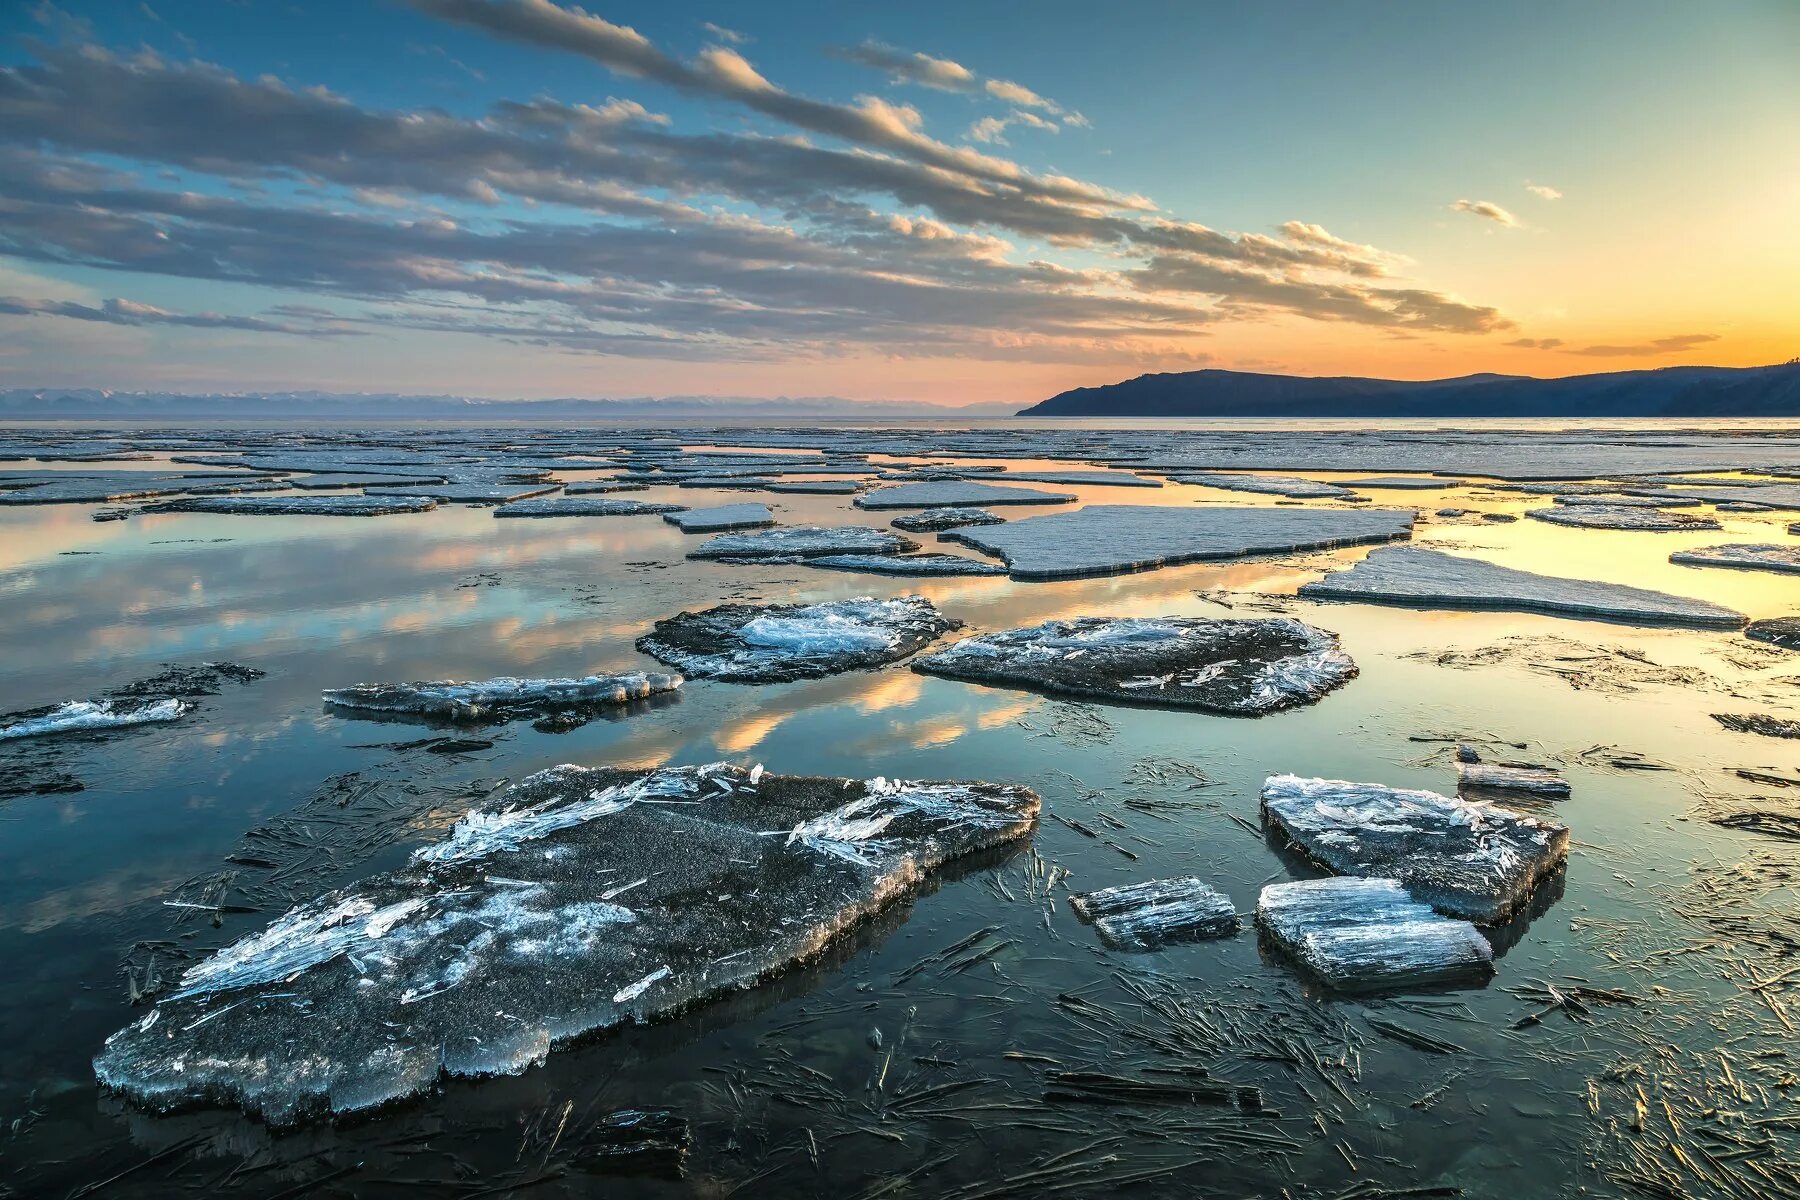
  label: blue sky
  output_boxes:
[1,1,1794,402]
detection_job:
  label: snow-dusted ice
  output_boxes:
[1168,472,1355,499]
[322,672,682,723]
[1069,877,1239,949]
[93,762,1040,1124]
[1259,774,1568,923]
[1457,761,1571,799]
[637,596,957,682]
[1298,546,1744,627]
[854,481,1076,509]
[146,494,440,516]
[890,507,1005,533]
[802,553,1007,577]
[662,503,776,532]
[914,616,1357,714]
[493,497,684,518]
[0,698,188,742]
[365,483,560,504]
[1256,877,1494,992]
[1670,543,1800,575]
[689,525,917,560]
[1526,505,1720,532]
[942,505,1415,579]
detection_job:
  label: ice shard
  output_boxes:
[94,763,1040,1124]
[637,596,958,682]
[1259,774,1568,923]
[1256,878,1494,992]
[0,698,188,742]
[913,616,1356,714]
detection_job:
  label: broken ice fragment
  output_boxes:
[890,507,1005,533]
[1525,505,1720,532]
[144,494,439,516]
[493,498,684,518]
[1069,877,1239,949]
[662,503,775,532]
[322,672,681,723]
[1670,544,1800,575]
[570,1109,691,1179]
[689,525,918,560]
[802,553,1007,577]
[1457,762,1571,800]
[1745,617,1800,651]
[914,617,1356,715]
[1256,877,1494,992]
[93,762,1039,1124]
[637,596,958,683]
[854,481,1074,509]
[0,698,188,742]
[1169,472,1355,500]
[1259,774,1568,923]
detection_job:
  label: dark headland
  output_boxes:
[1019,362,1800,418]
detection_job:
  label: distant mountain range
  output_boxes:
[0,390,1016,420]
[1019,362,1800,418]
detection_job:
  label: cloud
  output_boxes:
[1450,198,1519,227]
[1565,333,1720,357]
[1525,182,1562,200]
[833,41,975,93]
[966,109,1059,145]
[1505,337,1565,350]
[0,294,355,335]
[700,22,745,45]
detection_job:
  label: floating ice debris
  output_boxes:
[93,762,1039,1123]
[1168,472,1355,500]
[637,596,958,682]
[1256,878,1494,992]
[0,698,187,742]
[1457,762,1571,799]
[1298,546,1743,628]
[572,1109,692,1179]
[494,497,684,518]
[1259,774,1569,923]
[689,525,918,560]
[803,553,1008,577]
[145,494,440,516]
[854,481,1075,509]
[365,483,560,504]
[1746,617,1800,651]
[1069,878,1239,949]
[323,672,682,724]
[1670,544,1800,575]
[915,616,1356,715]
[662,503,776,533]
[891,507,1005,533]
[942,505,1415,580]
[1712,713,1800,739]
[1525,505,1720,532]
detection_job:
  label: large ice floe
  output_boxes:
[853,481,1074,509]
[1670,543,1800,575]
[689,525,918,560]
[1298,546,1744,628]
[802,553,1007,577]
[1256,878,1494,992]
[941,505,1415,580]
[662,503,776,533]
[364,483,560,504]
[891,507,1005,533]
[145,494,439,516]
[0,698,187,742]
[493,497,684,518]
[1259,775,1568,923]
[637,597,957,682]
[93,762,1040,1124]
[1525,505,1720,532]
[1168,472,1355,500]
[1069,878,1239,949]
[322,672,682,724]
[913,617,1356,714]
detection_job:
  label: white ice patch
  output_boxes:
[0,697,187,741]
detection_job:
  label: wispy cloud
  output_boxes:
[1450,198,1519,227]
[1525,182,1562,200]
[1564,333,1719,357]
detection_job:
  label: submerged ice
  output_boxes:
[94,762,1040,1124]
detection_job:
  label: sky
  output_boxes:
[0,0,1795,405]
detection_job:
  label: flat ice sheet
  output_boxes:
[1670,544,1800,575]
[803,553,1007,577]
[323,672,682,722]
[145,494,439,516]
[1256,877,1494,992]
[690,525,917,560]
[854,481,1075,509]
[494,498,684,518]
[662,503,775,532]
[1168,472,1355,499]
[94,763,1040,1124]
[1299,546,1744,627]
[1525,505,1720,532]
[637,596,957,682]
[942,505,1416,580]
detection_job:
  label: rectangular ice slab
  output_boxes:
[891,507,1004,533]
[322,672,682,722]
[1299,546,1744,628]
[942,505,1415,580]
[690,526,917,559]
[915,616,1356,714]
[94,763,1040,1125]
[1260,774,1568,923]
[663,503,775,532]
[1256,877,1494,992]
[854,481,1075,509]
[1457,762,1571,799]
[494,497,684,518]
[1670,544,1800,575]
[1069,877,1239,949]
[145,494,439,516]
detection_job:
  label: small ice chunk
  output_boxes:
[1256,877,1494,992]
[638,597,957,682]
[662,503,775,532]
[891,507,1005,533]
[1069,878,1239,949]
[322,672,682,723]
[0,698,187,741]
[1260,774,1568,923]
[1457,762,1571,799]
[1670,544,1800,575]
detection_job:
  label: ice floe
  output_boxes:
[1256,878,1494,992]
[942,505,1415,580]
[323,672,682,724]
[854,481,1075,509]
[1298,546,1744,627]
[1168,472,1355,500]
[662,503,776,533]
[803,553,1007,577]
[93,762,1040,1123]
[1259,774,1568,923]
[1457,761,1571,800]
[1525,505,1720,532]
[365,483,559,504]
[146,494,439,516]
[637,596,957,682]
[890,507,1004,533]
[914,616,1357,714]
[494,498,684,518]
[1069,878,1239,949]
[0,698,188,742]
[1670,544,1800,575]
[689,526,918,560]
